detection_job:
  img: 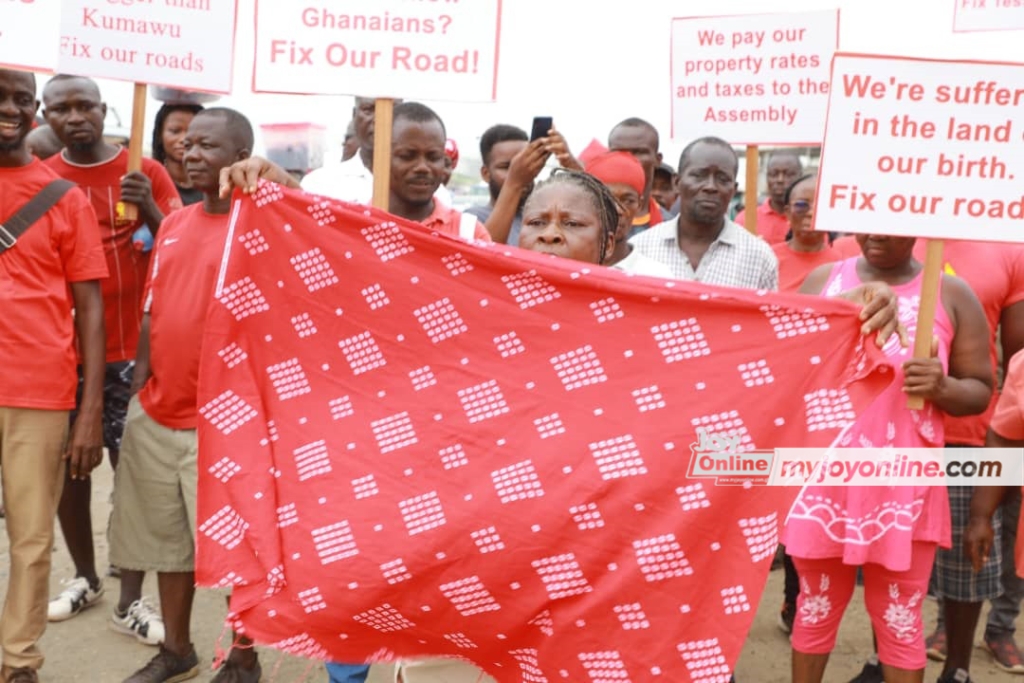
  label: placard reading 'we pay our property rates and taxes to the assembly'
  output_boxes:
[57,0,237,93]
[815,54,1024,243]
[670,10,838,144]
[253,0,501,100]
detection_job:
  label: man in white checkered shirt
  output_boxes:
[630,136,778,291]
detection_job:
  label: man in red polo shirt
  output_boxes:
[387,102,489,240]
[41,74,181,637]
[0,67,107,683]
[109,107,257,683]
[222,102,490,243]
[735,150,802,244]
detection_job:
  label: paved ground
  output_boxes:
[6,463,1022,682]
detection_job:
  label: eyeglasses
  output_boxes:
[790,200,813,216]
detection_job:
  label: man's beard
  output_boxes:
[0,139,24,153]
[490,179,532,213]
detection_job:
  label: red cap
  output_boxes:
[444,138,459,168]
[585,151,645,197]
[578,138,609,166]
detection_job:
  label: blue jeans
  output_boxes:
[325,662,370,683]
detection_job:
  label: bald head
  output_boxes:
[608,117,661,202]
[0,68,35,93]
[193,107,254,151]
[42,74,101,103]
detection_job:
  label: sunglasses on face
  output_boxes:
[791,200,813,215]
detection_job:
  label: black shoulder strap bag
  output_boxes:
[0,179,76,256]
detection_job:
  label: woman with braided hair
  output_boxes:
[517,168,618,265]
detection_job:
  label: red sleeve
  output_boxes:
[734,209,747,226]
[57,188,108,282]
[1004,246,1024,308]
[991,350,1024,441]
[142,157,184,214]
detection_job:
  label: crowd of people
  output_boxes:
[0,63,1023,683]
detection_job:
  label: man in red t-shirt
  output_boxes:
[735,150,802,245]
[0,68,107,683]
[224,102,491,245]
[108,107,256,683]
[40,74,181,637]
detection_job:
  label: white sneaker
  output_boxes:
[110,597,165,646]
[48,577,104,622]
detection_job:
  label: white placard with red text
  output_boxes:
[0,0,60,72]
[252,0,502,100]
[56,0,237,93]
[954,0,1024,33]
[670,10,838,145]
[815,53,1024,242]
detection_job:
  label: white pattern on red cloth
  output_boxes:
[195,184,892,682]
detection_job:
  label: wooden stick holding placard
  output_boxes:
[371,98,395,211]
[120,83,148,222]
[744,146,758,236]
[907,239,946,410]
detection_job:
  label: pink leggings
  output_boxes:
[791,542,937,671]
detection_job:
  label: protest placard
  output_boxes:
[56,0,237,93]
[0,0,60,72]
[252,0,502,100]
[815,53,1024,242]
[670,10,838,144]
[954,0,1024,33]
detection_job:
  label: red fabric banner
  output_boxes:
[195,184,891,682]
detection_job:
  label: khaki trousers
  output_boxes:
[0,407,68,671]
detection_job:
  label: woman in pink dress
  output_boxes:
[783,233,992,683]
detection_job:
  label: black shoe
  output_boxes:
[211,654,262,683]
[936,668,971,683]
[122,645,199,683]
[848,660,883,683]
